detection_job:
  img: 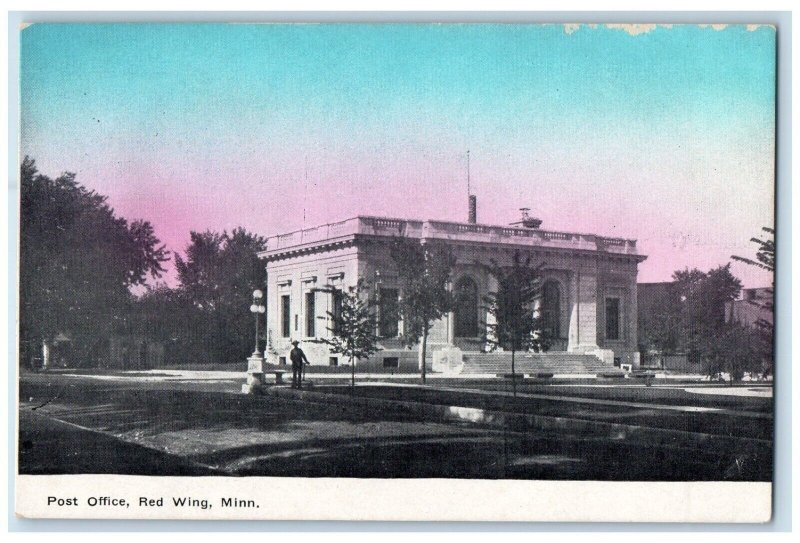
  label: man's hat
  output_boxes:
[291,340,300,346]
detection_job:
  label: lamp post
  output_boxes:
[250,289,266,356]
[243,289,267,394]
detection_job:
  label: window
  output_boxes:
[279,356,287,366]
[329,356,338,367]
[305,291,316,337]
[455,277,479,338]
[331,289,343,335]
[383,357,399,368]
[379,288,399,337]
[542,281,561,339]
[281,295,291,337]
[605,297,620,340]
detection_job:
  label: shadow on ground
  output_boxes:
[18,374,771,481]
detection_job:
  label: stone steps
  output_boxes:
[461,352,623,375]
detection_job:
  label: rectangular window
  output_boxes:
[605,297,620,340]
[279,356,287,366]
[281,295,291,337]
[383,357,399,368]
[379,288,400,338]
[329,356,338,367]
[305,291,316,337]
[331,290,343,335]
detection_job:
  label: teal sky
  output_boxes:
[21,23,776,287]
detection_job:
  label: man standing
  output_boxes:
[289,340,309,389]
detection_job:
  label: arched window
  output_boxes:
[455,276,479,338]
[542,280,561,339]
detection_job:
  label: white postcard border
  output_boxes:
[16,475,772,523]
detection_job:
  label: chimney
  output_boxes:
[468,195,477,224]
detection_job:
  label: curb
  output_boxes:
[263,386,772,456]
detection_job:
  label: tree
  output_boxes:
[673,264,742,364]
[637,281,684,361]
[390,238,456,383]
[313,281,381,388]
[20,157,169,367]
[698,322,763,383]
[483,251,549,396]
[732,227,775,277]
[732,226,775,376]
[130,283,196,365]
[672,264,755,379]
[174,228,267,364]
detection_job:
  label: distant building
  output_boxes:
[36,300,167,370]
[726,287,774,329]
[105,335,164,369]
[258,202,647,372]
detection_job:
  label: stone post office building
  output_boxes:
[258,205,647,374]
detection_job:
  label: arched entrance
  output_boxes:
[454,276,479,338]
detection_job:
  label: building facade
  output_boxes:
[259,211,646,373]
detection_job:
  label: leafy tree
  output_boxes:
[731,226,775,376]
[639,307,682,357]
[174,228,267,364]
[129,283,196,364]
[699,322,763,383]
[732,227,775,276]
[390,238,456,382]
[483,251,549,395]
[673,264,742,362]
[313,281,381,388]
[20,156,168,367]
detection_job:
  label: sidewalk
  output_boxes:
[19,410,215,475]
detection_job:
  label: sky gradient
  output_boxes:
[20,23,776,287]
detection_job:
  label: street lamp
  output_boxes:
[250,289,266,356]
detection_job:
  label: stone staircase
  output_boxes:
[460,352,625,376]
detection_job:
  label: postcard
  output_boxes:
[15,22,776,522]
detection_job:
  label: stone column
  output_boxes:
[567,271,580,352]
[446,281,456,347]
[578,271,599,351]
[567,268,600,352]
[629,276,640,367]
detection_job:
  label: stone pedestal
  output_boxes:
[587,348,615,365]
[247,354,266,373]
[242,353,266,394]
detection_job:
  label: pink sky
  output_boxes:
[21,23,776,290]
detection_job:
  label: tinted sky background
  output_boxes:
[21,23,775,288]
